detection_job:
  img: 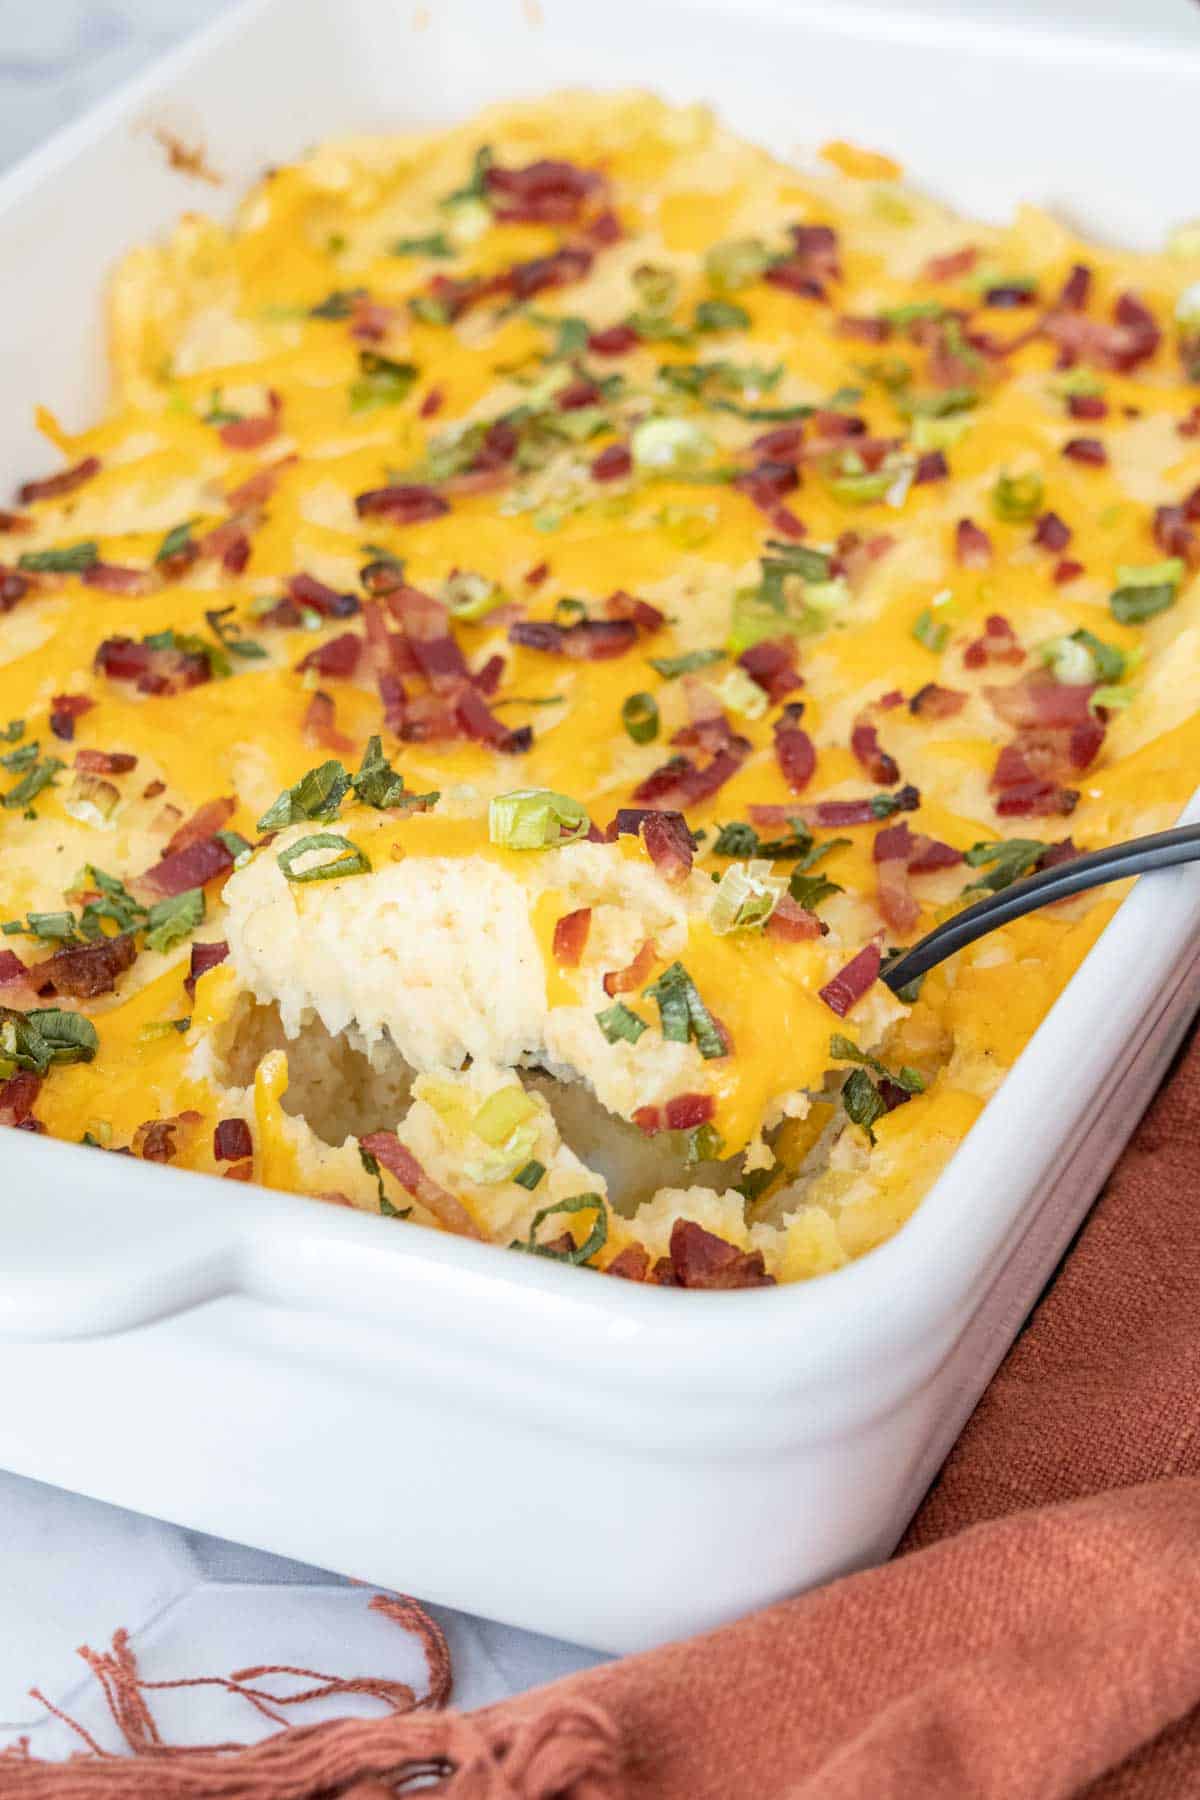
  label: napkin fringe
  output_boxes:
[2,1594,623,1800]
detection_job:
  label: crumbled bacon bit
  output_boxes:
[1033,511,1072,552]
[185,939,229,997]
[508,244,595,302]
[765,223,840,302]
[602,936,657,999]
[985,284,1037,309]
[82,561,155,595]
[641,810,694,884]
[39,931,137,998]
[354,484,450,524]
[484,157,602,224]
[287,573,360,619]
[663,1093,714,1132]
[49,693,96,742]
[667,1219,774,1290]
[349,297,396,344]
[552,907,592,967]
[75,747,137,775]
[765,893,824,942]
[1067,393,1107,421]
[95,635,212,696]
[1062,436,1107,467]
[218,391,282,450]
[1054,560,1085,585]
[163,797,236,858]
[591,442,632,482]
[837,315,891,342]
[296,631,363,677]
[873,820,962,932]
[588,323,640,356]
[588,205,623,243]
[606,1245,651,1281]
[1154,503,1198,566]
[17,456,101,505]
[819,941,882,1017]
[632,733,750,810]
[909,683,966,720]
[419,387,444,419]
[524,561,549,587]
[751,425,805,463]
[0,566,31,613]
[225,455,297,512]
[774,703,817,793]
[1043,289,1161,373]
[913,449,949,484]
[509,617,637,660]
[850,716,899,786]
[133,1114,199,1163]
[0,510,32,534]
[734,460,805,537]
[214,1118,253,1162]
[738,638,801,704]
[200,518,252,574]
[0,1071,41,1127]
[140,834,235,899]
[922,246,979,282]
[605,590,664,634]
[798,785,921,829]
[985,672,1098,732]
[963,614,1024,669]
[359,1130,481,1237]
[955,517,992,568]
[990,742,1080,817]
[303,689,354,753]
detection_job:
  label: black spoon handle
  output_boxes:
[881,821,1200,994]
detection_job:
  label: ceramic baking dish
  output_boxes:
[1,0,1198,1657]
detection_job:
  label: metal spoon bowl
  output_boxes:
[881,822,1200,995]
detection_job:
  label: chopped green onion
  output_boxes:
[514,1159,546,1190]
[647,647,725,680]
[881,300,946,329]
[351,736,406,811]
[511,1193,607,1265]
[829,1032,924,1093]
[488,788,589,850]
[392,231,454,258]
[711,666,768,720]
[0,740,38,772]
[708,859,786,934]
[693,299,751,333]
[205,605,268,662]
[258,759,351,832]
[2,755,64,811]
[350,350,420,412]
[0,1005,99,1075]
[145,888,205,955]
[621,691,660,744]
[156,520,196,563]
[277,832,371,883]
[704,237,771,292]
[685,1123,725,1164]
[18,541,99,575]
[631,263,680,314]
[991,470,1045,523]
[596,1001,648,1044]
[643,961,725,1059]
[912,608,950,653]
[443,569,508,621]
[839,1066,887,1144]
[962,838,1049,892]
[788,870,842,911]
[631,415,712,475]
[0,720,24,744]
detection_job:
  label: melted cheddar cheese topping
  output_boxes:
[2,92,1198,1288]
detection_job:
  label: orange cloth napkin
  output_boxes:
[8,1023,1200,1799]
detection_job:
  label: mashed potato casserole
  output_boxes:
[2,95,1199,1287]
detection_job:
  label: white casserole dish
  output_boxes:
[1,0,1198,1656]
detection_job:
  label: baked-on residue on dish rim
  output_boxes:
[1,91,1198,1288]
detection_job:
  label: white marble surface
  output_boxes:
[2,0,1198,1756]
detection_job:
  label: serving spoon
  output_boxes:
[881,821,1200,995]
